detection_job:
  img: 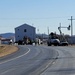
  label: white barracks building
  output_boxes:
[15,23,36,42]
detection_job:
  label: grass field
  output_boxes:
[0,45,18,57]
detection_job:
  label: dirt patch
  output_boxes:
[0,45,18,57]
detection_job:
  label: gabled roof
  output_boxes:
[15,23,35,29]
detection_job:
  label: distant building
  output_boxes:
[68,36,75,44]
[15,23,36,42]
[0,37,12,44]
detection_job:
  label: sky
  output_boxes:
[0,0,75,35]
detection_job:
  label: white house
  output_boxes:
[15,23,36,42]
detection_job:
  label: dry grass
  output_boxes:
[0,45,18,57]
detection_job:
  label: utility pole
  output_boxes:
[68,16,75,36]
[47,27,49,35]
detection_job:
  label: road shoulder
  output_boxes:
[0,45,18,58]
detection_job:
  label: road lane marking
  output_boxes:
[52,62,55,64]
[0,48,30,65]
[1,68,15,75]
[40,61,56,74]
[46,62,52,69]
[45,61,55,69]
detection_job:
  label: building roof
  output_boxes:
[15,23,36,29]
[0,37,11,41]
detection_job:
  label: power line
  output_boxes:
[0,16,71,20]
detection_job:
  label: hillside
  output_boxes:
[0,33,15,38]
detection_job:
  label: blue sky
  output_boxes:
[0,0,75,35]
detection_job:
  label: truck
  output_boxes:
[47,32,60,46]
[47,32,68,46]
[47,38,60,46]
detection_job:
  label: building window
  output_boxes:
[18,29,19,31]
[24,29,27,32]
[18,35,19,37]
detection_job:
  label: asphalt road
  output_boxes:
[41,46,75,75]
[0,45,75,75]
[0,45,58,75]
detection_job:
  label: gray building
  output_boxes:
[15,23,36,42]
[68,36,75,44]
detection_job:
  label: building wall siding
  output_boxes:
[68,36,75,44]
[15,24,36,42]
